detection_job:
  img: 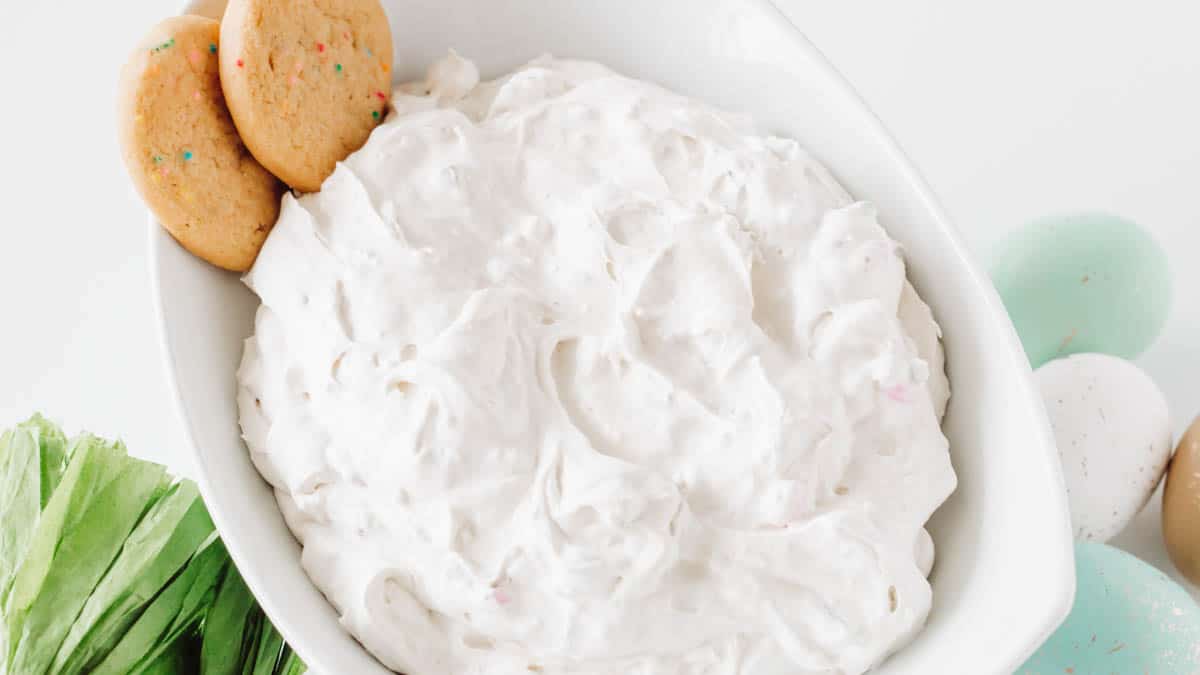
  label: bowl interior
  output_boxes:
[158,0,1073,672]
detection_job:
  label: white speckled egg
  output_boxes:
[1035,353,1171,542]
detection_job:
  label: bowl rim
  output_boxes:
[151,0,1075,671]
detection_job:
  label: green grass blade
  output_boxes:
[250,620,285,675]
[93,534,229,675]
[201,565,260,675]
[21,414,68,508]
[239,612,265,675]
[3,437,168,673]
[0,428,39,610]
[0,416,69,667]
[53,480,215,674]
[275,647,307,675]
[137,633,199,675]
[0,416,67,606]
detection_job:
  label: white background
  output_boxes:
[1,0,1198,607]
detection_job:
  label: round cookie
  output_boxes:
[119,15,284,272]
[219,0,394,193]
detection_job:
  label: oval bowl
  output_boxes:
[152,1,1075,672]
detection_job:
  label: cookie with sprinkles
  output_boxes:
[219,0,394,193]
[118,15,284,272]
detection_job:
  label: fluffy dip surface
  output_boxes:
[237,54,955,675]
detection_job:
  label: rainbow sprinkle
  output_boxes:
[183,151,194,161]
[152,154,164,163]
[366,48,373,57]
[236,58,244,68]
[150,37,176,53]
[209,43,217,54]
[375,91,386,101]
[317,43,326,53]
[372,110,380,119]
[335,63,343,73]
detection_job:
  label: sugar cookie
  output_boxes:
[219,0,394,193]
[119,15,284,272]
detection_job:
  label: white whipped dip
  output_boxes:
[238,54,955,675]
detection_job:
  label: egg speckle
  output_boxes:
[991,212,1171,368]
[1020,543,1200,674]
[1035,353,1171,542]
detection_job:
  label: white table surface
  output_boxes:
[2,0,1198,614]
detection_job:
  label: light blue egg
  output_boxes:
[990,212,1171,368]
[1020,543,1200,674]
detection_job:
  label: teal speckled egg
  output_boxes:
[991,213,1171,368]
[1020,543,1200,674]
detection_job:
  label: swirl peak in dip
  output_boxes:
[237,53,956,675]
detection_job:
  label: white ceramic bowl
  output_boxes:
[154,0,1074,672]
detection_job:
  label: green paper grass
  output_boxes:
[0,416,306,675]
[250,621,287,675]
[53,480,215,673]
[277,647,306,675]
[4,433,169,673]
[92,533,229,675]
[202,565,261,675]
[0,415,67,604]
[138,640,195,675]
[0,415,68,665]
